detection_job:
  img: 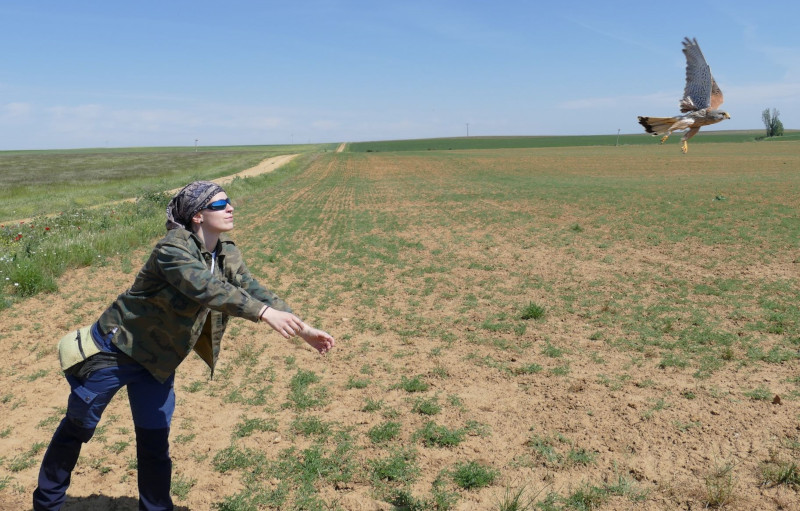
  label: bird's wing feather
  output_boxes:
[681,37,714,112]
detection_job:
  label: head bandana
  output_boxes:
[165,181,225,230]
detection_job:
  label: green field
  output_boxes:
[2,136,800,509]
[347,130,800,152]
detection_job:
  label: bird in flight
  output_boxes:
[638,37,730,153]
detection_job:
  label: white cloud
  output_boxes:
[1,102,33,121]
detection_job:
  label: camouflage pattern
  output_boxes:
[97,228,290,383]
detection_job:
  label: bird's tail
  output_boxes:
[637,116,679,136]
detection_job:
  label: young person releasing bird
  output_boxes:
[638,37,731,153]
[33,181,335,511]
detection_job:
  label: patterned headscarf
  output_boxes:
[165,181,225,230]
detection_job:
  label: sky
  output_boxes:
[1,1,799,150]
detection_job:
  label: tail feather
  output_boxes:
[638,116,679,136]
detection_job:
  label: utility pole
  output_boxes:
[615,129,620,147]
[466,123,469,137]
[194,139,198,152]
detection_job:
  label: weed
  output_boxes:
[525,433,562,465]
[395,375,429,393]
[291,415,331,437]
[703,459,737,508]
[284,369,328,410]
[370,447,419,484]
[108,440,130,454]
[541,341,563,358]
[450,460,498,489]
[345,375,370,389]
[514,363,542,375]
[744,385,773,401]
[368,421,402,444]
[233,417,278,438]
[520,302,546,320]
[362,398,383,412]
[212,445,266,473]
[415,421,466,448]
[495,485,538,511]
[171,473,197,500]
[760,453,800,489]
[8,441,46,472]
[412,395,441,416]
[566,448,596,466]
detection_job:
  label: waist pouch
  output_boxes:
[58,326,101,372]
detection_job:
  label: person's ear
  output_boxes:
[192,212,204,226]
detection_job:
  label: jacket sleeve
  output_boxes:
[156,239,266,322]
[235,258,293,313]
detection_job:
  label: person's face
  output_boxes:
[194,192,234,233]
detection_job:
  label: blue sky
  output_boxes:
[1,1,798,150]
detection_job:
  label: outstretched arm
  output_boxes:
[260,307,335,354]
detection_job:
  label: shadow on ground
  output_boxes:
[62,495,190,510]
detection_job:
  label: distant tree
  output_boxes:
[762,108,784,137]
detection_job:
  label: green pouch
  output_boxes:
[57,326,100,371]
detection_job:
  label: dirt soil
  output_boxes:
[1,150,799,511]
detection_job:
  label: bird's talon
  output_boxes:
[660,135,669,144]
[681,142,688,153]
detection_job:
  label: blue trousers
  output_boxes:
[33,357,176,511]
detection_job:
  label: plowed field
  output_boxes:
[2,143,799,510]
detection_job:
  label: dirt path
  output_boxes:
[335,142,346,153]
[201,153,299,189]
[8,153,299,225]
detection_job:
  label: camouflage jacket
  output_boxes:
[97,228,291,383]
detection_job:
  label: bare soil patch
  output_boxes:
[2,146,799,510]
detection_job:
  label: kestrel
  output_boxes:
[638,37,731,153]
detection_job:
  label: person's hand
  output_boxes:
[260,307,305,339]
[298,325,336,355]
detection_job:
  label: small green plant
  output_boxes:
[760,454,800,489]
[395,375,429,393]
[362,398,383,412]
[704,459,737,508]
[284,369,328,410]
[415,421,465,448]
[233,416,278,438]
[171,473,197,500]
[412,395,441,416]
[496,485,538,511]
[368,421,402,444]
[658,352,688,369]
[450,460,498,489]
[369,447,419,484]
[541,341,563,358]
[744,385,772,401]
[514,363,542,375]
[525,433,562,465]
[566,448,596,466]
[563,483,608,510]
[345,375,370,389]
[520,302,546,320]
[108,440,130,454]
[291,415,331,437]
[8,442,47,472]
[212,444,266,473]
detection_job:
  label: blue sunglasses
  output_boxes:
[204,198,231,211]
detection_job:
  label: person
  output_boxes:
[33,181,335,511]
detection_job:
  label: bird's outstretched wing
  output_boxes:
[680,37,723,112]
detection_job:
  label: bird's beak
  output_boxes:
[724,112,731,119]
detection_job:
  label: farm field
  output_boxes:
[1,141,800,510]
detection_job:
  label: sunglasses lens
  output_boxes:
[206,199,230,211]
